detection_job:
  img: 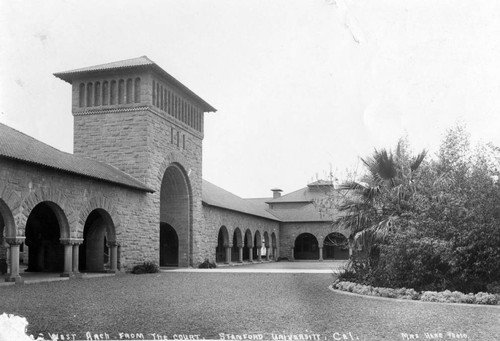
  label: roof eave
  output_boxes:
[202,200,281,222]
[0,155,154,194]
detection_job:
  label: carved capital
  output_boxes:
[106,241,119,248]
[5,237,25,245]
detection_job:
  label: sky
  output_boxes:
[2,0,500,198]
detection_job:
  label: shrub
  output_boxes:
[333,281,499,305]
[198,259,217,269]
[131,261,159,274]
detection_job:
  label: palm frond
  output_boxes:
[411,150,427,172]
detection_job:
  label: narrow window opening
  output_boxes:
[118,79,125,104]
[110,80,117,105]
[152,80,156,106]
[79,83,85,107]
[126,79,133,104]
[103,81,109,105]
[134,78,141,103]
[95,82,101,106]
[87,83,93,107]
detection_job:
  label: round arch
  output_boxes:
[160,162,192,267]
[24,201,70,272]
[80,208,116,272]
[21,188,72,239]
[216,226,229,263]
[160,223,179,266]
[253,230,262,260]
[243,229,253,261]
[0,199,15,274]
[323,232,349,260]
[231,228,242,262]
[0,198,15,238]
[263,231,270,260]
[78,197,120,241]
[294,233,319,260]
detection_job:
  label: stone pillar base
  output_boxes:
[5,276,24,284]
[60,272,74,278]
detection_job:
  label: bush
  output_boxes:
[198,259,217,269]
[131,261,159,274]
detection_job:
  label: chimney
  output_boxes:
[271,188,282,199]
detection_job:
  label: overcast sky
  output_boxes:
[2,0,500,198]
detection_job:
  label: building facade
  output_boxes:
[0,57,348,283]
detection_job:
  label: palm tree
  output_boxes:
[336,140,427,253]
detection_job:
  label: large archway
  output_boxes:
[160,223,179,266]
[232,228,242,262]
[294,233,319,260]
[323,232,349,260]
[80,209,115,272]
[160,164,191,267]
[25,202,68,272]
[216,226,229,263]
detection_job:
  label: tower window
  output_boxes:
[126,79,133,104]
[118,79,125,104]
[103,81,109,105]
[160,85,164,110]
[79,83,85,107]
[110,80,117,105]
[152,80,156,106]
[156,83,160,107]
[95,82,101,106]
[87,83,93,107]
[134,78,141,103]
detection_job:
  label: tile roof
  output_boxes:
[54,56,155,75]
[265,203,336,222]
[202,180,279,221]
[53,56,216,113]
[267,181,334,203]
[0,123,153,193]
[263,182,339,222]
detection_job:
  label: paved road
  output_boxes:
[0,264,498,341]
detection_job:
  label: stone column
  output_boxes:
[319,247,323,261]
[266,247,270,261]
[248,246,253,262]
[238,246,243,263]
[5,237,24,283]
[72,239,83,278]
[108,241,118,273]
[291,247,295,261]
[60,238,73,277]
[257,248,262,262]
[225,246,231,264]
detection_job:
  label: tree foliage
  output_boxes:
[337,124,500,293]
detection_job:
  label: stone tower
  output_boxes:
[54,56,216,267]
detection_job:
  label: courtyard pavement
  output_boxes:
[0,261,498,341]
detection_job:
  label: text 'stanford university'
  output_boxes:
[0,57,350,281]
